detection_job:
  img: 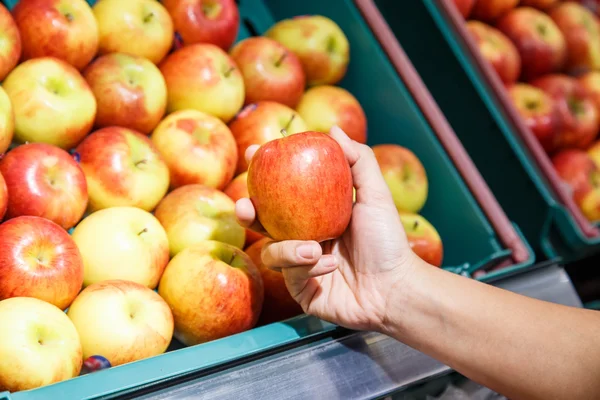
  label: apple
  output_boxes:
[71,206,170,289]
[471,0,519,22]
[0,3,21,82]
[248,131,353,242]
[2,57,96,150]
[531,74,599,150]
[579,71,600,118]
[0,216,84,310]
[0,86,14,155]
[67,279,173,367]
[162,0,239,51]
[465,21,521,85]
[496,7,567,81]
[371,144,429,214]
[158,240,263,345]
[151,109,237,190]
[93,0,174,65]
[245,237,303,325]
[0,143,88,229]
[507,83,559,153]
[588,139,600,168]
[13,0,98,71]
[74,126,169,213]
[265,15,349,87]
[154,184,245,257]
[83,53,167,135]
[223,171,265,246]
[549,2,600,75]
[0,297,82,393]
[229,101,307,174]
[295,85,368,144]
[577,0,600,15]
[159,43,245,123]
[451,0,475,19]
[0,173,6,221]
[520,0,559,10]
[399,212,444,267]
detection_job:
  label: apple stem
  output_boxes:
[280,128,288,137]
[138,227,148,236]
[143,12,155,23]
[224,66,235,78]
[135,159,147,167]
[275,52,287,67]
[65,12,74,22]
[284,113,296,131]
[413,220,419,230]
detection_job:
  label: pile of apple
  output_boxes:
[0,0,444,393]
[455,0,600,221]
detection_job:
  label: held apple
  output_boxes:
[71,206,170,289]
[265,15,349,86]
[230,37,306,108]
[223,172,265,246]
[67,280,174,367]
[159,43,245,122]
[247,131,353,242]
[0,216,84,310]
[13,0,98,71]
[229,101,307,174]
[398,212,444,267]
[0,3,21,82]
[158,240,264,345]
[0,173,6,221]
[0,143,88,229]
[372,144,429,214]
[151,109,238,190]
[471,0,519,22]
[2,57,96,150]
[154,184,246,257]
[0,297,82,393]
[0,86,14,155]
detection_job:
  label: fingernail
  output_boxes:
[323,255,337,268]
[297,244,316,260]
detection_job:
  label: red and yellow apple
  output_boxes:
[0,86,14,155]
[0,173,6,221]
[579,71,600,119]
[451,0,476,19]
[588,139,600,168]
[224,171,264,246]
[399,212,444,267]
[471,0,519,22]
[520,0,559,10]
[0,3,21,82]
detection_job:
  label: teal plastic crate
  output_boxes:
[0,0,534,398]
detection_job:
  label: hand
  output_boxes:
[235,126,421,332]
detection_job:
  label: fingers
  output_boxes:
[245,144,260,165]
[261,240,322,268]
[282,255,338,283]
[234,198,269,237]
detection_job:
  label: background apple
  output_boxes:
[588,139,600,168]
[67,279,174,367]
[0,216,84,310]
[0,143,88,229]
[159,43,245,122]
[579,71,600,121]
[0,173,6,221]
[158,240,264,346]
[399,212,444,267]
[451,0,475,19]
[151,109,237,190]
[471,0,519,22]
[154,184,246,256]
[223,171,265,246]
[0,297,82,393]
[0,86,14,155]
[75,126,169,212]
[71,206,170,289]
[2,57,96,150]
[83,53,167,135]
[0,3,21,82]
[520,0,559,10]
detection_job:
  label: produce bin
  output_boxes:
[0,0,534,399]
[371,0,600,263]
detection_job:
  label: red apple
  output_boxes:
[466,20,521,85]
[520,0,559,10]
[0,173,7,221]
[0,143,87,229]
[13,0,98,71]
[398,212,444,267]
[162,0,239,51]
[496,7,567,81]
[507,83,559,152]
[248,131,353,242]
[224,172,265,247]
[531,74,600,150]
[471,0,519,22]
[83,53,167,135]
[0,4,21,82]
[0,216,84,310]
[579,71,600,118]
[451,0,475,19]
[229,37,306,108]
[229,102,308,174]
[587,139,600,168]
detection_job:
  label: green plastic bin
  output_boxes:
[0,0,534,399]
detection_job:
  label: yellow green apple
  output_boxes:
[223,171,264,247]
[0,86,14,155]
[399,212,444,267]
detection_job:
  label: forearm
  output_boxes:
[381,261,600,400]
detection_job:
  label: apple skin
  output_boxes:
[520,0,559,10]
[154,184,245,257]
[398,212,444,267]
[0,86,15,155]
[451,0,475,18]
[0,3,21,82]
[230,37,306,108]
[588,139,600,168]
[224,171,265,246]
[531,74,600,150]
[13,0,98,71]
[579,71,600,119]
[158,240,264,345]
[0,173,7,221]
[229,101,308,174]
[0,216,84,310]
[496,7,567,81]
[83,53,167,135]
[0,297,82,393]
[93,0,174,65]
[67,279,174,367]
[151,109,238,190]
[2,57,96,150]
[162,0,239,51]
[471,0,519,22]
[372,144,429,214]
[245,237,303,325]
[265,15,349,87]
[71,206,170,289]
[0,143,88,229]
[159,43,245,123]
[466,21,521,85]
[248,131,353,242]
